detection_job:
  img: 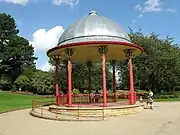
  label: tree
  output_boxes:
[22,66,36,80]
[31,70,55,94]
[0,13,37,86]
[0,75,11,90]
[0,13,18,67]
[0,13,19,46]
[117,29,180,93]
[15,75,30,90]
[1,35,37,83]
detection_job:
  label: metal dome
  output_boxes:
[47,11,143,63]
[58,10,131,46]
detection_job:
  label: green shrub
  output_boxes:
[169,95,175,98]
[11,85,17,92]
[154,94,180,99]
[72,88,80,94]
[135,89,148,94]
[11,89,17,92]
[83,90,89,94]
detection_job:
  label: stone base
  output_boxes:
[30,103,144,121]
[49,103,144,117]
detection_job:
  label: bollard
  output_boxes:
[77,104,80,120]
[102,107,105,120]
[55,106,58,119]
[41,106,43,116]
[32,101,34,111]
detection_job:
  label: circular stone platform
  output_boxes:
[30,103,144,121]
[49,103,144,117]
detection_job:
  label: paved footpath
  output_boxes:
[0,102,180,135]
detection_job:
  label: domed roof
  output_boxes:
[47,11,143,63]
[58,11,131,46]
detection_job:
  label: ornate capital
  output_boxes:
[49,55,61,66]
[51,55,61,60]
[98,46,108,54]
[65,48,74,59]
[124,49,133,58]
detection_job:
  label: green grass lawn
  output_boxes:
[0,91,43,113]
[154,98,180,102]
[0,91,179,113]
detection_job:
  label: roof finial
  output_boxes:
[89,10,98,16]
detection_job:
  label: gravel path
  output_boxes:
[0,102,180,135]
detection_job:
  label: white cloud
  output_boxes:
[135,0,162,13]
[52,0,79,7]
[30,26,64,51]
[0,0,80,6]
[134,0,177,23]
[39,61,54,71]
[135,4,142,11]
[30,26,64,71]
[0,0,39,5]
[0,0,29,5]
[135,0,177,13]
[143,0,162,12]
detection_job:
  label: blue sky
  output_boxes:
[0,0,179,71]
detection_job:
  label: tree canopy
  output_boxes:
[0,13,37,85]
[15,75,30,89]
[117,29,180,93]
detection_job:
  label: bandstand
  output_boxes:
[31,11,144,121]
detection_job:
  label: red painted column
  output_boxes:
[66,60,68,104]
[101,54,107,107]
[65,49,74,106]
[128,58,136,105]
[55,59,60,105]
[112,65,116,102]
[67,58,72,106]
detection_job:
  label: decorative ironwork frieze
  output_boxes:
[65,48,74,59]
[124,49,134,58]
[98,46,108,54]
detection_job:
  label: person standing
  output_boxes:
[147,90,154,109]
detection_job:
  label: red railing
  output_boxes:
[31,97,105,121]
[31,92,144,121]
[57,92,142,106]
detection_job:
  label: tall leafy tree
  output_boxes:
[31,70,55,94]
[0,13,18,62]
[117,29,180,93]
[0,13,37,84]
[1,35,37,83]
[0,13,19,45]
[15,75,31,90]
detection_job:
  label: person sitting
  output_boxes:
[94,90,100,103]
